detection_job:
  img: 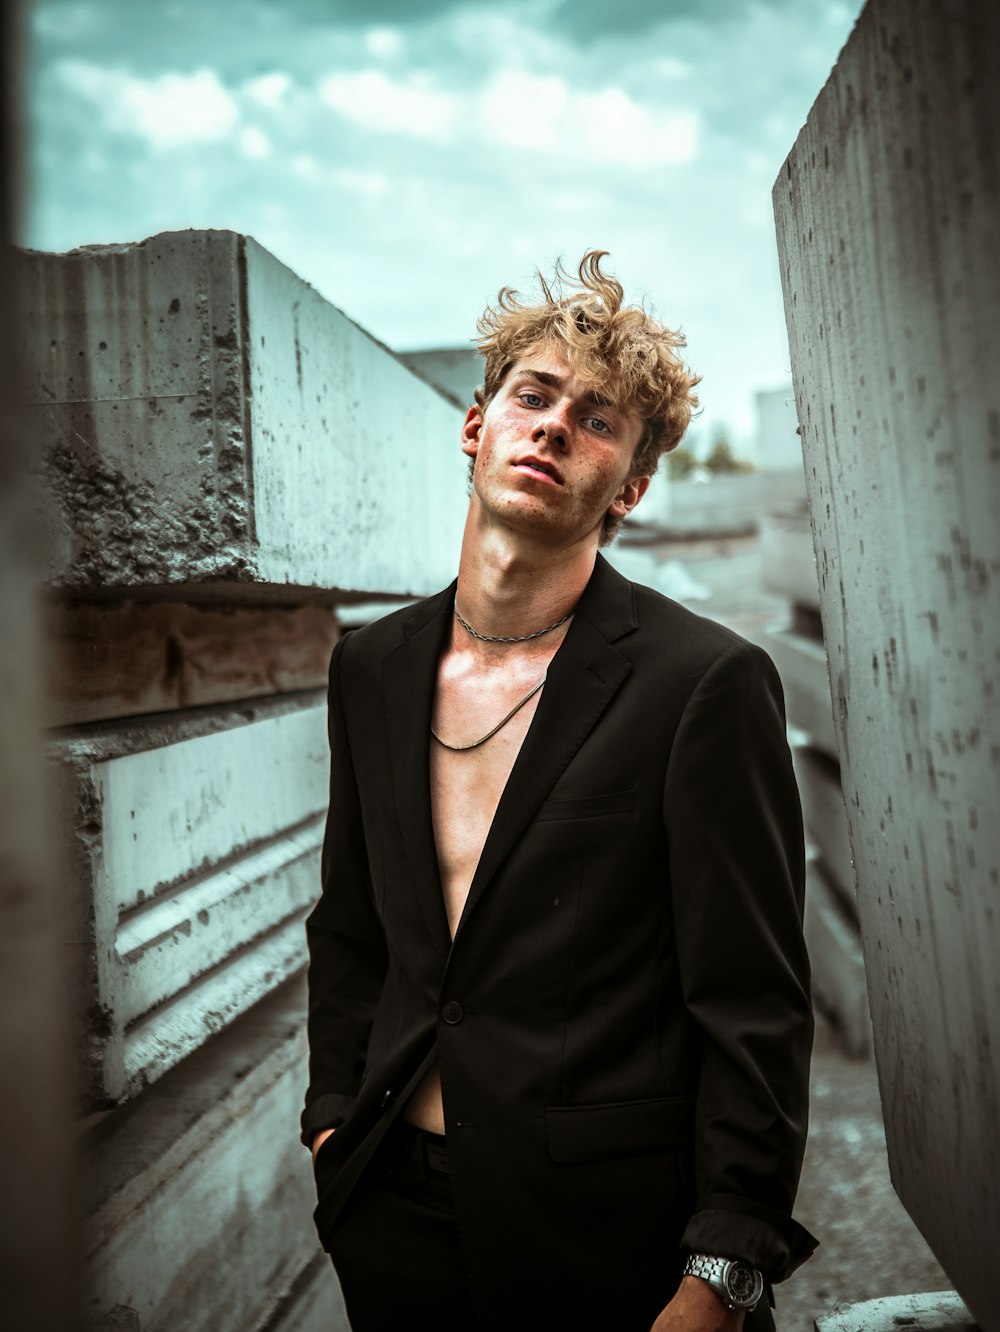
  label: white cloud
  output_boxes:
[239,126,272,159]
[365,28,403,59]
[244,72,292,109]
[477,69,699,167]
[652,57,692,80]
[290,154,318,178]
[577,88,698,166]
[478,70,570,148]
[55,61,240,149]
[318,69,457,141]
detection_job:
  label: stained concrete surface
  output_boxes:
[779,1014,950,1331]
[775,2,1000,1312]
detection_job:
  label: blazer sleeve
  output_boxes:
[664,638,818,1282]
[300,632,388,1146]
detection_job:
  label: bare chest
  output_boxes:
[429,663,546,938]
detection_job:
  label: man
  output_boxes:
[302,252,817,1332]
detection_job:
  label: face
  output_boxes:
[461,344,650,548]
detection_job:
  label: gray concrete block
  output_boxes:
[651,469,806,537]
[805,858,872,1059]
[52,691,327,1103]
[20,230,466,601]
[265,1252,350,1332]
[793,744,857,917]
[760,511,820,610]
[775,0,1000,1319]
[815,1290,976,1332]
[764,627,838,757]
[84,977,346,1332]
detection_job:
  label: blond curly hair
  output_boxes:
[474,250,700,542]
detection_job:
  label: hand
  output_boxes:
[311,1127,336,1163]
[650,1277,746,1332]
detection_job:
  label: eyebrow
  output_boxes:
[512,368,615,411]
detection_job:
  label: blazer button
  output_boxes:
[441,1001,464,1025]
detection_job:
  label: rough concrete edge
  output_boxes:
[46,684,326,764]
[252,1248,344,1332]
[83,971,307,1244]
[19,227,243,260]
[814,1288,977,1332]
[771,6,863,214]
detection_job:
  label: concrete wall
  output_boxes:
[638,468,806,536]
[25,232,467,1329]
[20,230,466,601]
[84,979,348,1332]
[56,693,328,1105]
[774,1,999,1323]
[399,344,481,410]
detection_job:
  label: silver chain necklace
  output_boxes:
[453,597,573,644]
[431,673,547,752]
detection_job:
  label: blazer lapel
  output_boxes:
[383,583,456,964]
[454,555,638,943]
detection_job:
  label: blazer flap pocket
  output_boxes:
[545,1095,694,1163]
[536,789,636,822]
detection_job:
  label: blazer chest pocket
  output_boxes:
[535,789,636,822]
[544,1094,694,1163]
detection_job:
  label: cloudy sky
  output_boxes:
[25,0,863,445]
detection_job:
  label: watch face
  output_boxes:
[725,1263,762,1307]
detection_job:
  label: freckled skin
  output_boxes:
[463,344,647,550]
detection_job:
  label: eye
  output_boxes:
[587,416,612,434]
[520,391,544,407]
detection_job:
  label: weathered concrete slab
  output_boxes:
[20,230,466,601]
[84,977,349,1332]
[805,858,872,1059]
[793,744,857,916]
[775,1,1000,1321]
[760,511,820,610]
[267,1253,350,1332]
[52,691,327,1103]
[764,627,838,757]
[646,469,806,537]
[47,601,338,726]
[815,1290,976,1332]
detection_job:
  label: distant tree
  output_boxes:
[666,443,698,480]
[704,427,755,474]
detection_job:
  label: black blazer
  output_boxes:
[303,555,816,1330]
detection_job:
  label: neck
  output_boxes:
[453,499,599,646]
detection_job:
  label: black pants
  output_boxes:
[327,1123,777,1332]
[328,1122,476,1332]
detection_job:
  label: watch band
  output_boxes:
[683,1252,764,1312]
[684,1253,729,1285]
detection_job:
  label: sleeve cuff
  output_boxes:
[681,1195,819,1283]
[299,1092,356,1147]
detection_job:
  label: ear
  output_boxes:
[607,473,651,522]
[461,405,483,461]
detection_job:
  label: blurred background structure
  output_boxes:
[5,1,996,1330]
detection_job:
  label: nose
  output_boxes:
[531,401,571,451]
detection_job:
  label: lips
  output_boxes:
[515,454,564,485]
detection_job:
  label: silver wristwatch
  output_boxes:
[683,1252,764,1312]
